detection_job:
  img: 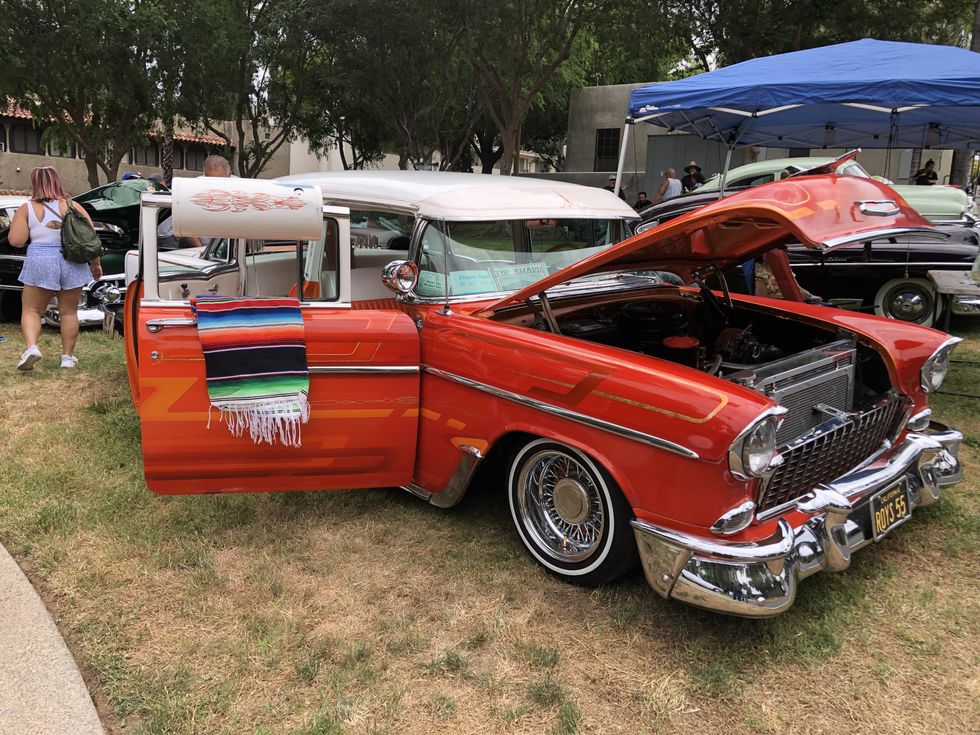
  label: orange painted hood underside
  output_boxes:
[484,174,939,313]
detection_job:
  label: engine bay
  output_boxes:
[500,291,892,409]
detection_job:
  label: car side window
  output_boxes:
[244,220,341,301]
[731,173,776,189]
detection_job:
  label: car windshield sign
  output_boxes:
[415,218,627,297]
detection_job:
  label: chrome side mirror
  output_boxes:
[382,260,419,294]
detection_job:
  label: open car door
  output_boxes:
[133,179,420,494]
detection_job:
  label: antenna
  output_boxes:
[439,219,452,316]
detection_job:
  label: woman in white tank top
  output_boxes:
[7,166,102,371]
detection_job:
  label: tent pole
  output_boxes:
[614,118,633,196]
[719,145,734,196]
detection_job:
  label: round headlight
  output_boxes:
[104,286,122,304]
[743,418,778,475]
[729,410,785,480]
[921,338,962,393]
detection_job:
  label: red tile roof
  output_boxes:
[3,100,233,147]
[2,102,32,120]
[163,130,231,147]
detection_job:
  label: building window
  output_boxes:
[48,140,76,158]
[185,144,208,171]
[131,143,159,167]
[9,124,44,155]
[0,124,7,152]
[593,128,620,172]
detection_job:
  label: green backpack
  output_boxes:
[42,200,102,264]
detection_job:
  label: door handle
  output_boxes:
[206,284,220,293]
[146,318,197,333]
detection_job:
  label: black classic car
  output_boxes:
[0,179,166,324]
[636,190,979,328]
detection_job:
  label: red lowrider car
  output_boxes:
[126,172,963,617]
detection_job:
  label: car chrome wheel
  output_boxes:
[874,278,938,327]
[507,439,637,586]
[516,449,605,563]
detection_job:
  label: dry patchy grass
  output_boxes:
[0,319,977,735]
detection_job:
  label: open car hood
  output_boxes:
[483,175,940,312]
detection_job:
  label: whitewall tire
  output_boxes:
[507,439,637,586]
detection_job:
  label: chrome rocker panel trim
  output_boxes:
[631,421,963,618]
[423,366,699,460]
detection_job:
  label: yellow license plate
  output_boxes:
[871,481,911,541]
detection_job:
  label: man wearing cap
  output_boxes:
[601,174,626,200]
[681,161,706,192]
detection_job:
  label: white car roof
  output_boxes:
[276,170,638,222]
[0,195,28,208]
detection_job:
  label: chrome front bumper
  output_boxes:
[632,422,963,618]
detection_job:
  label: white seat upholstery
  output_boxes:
[350,248,409,301]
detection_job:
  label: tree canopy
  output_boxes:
[0,0,976,183]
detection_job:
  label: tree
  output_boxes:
[179,0,331,177]
[320,0,478,171]
[948,0,980,187]
[455,0,600,175]
[668,0,975,67]
[0,0,164,187]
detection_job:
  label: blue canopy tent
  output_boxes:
[615,38,980,192]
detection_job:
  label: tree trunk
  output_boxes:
[472,128,502,174]
[83,154,101,188]
[162,123,174,186]
[949,150,972,187]
[499,126,518,176]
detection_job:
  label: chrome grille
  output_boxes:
[757,396,904,514]
[774,370,851,443]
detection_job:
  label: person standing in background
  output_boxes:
[652,168,682,204]
[7,166,100,370]
[183,154,233,247]
[913,159,938,185]
[601,174,626,200]
[681,161,706,192]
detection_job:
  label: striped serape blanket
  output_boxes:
[194,295,310,447]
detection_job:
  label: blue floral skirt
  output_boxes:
[18,242,91,291]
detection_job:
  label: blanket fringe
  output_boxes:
[211,395,310,447]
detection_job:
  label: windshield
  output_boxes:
[416,218,627,297]
[836,161,871,178]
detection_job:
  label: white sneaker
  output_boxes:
[60,354,78,369]
[17,345,42,371]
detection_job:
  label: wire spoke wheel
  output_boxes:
[518,450,605,563]
[508,439,637,585]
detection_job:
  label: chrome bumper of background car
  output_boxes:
[951,294,980,315]
[631,422,962,618]
[43,305,107,328]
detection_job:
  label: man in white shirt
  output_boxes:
[652,168,683,204]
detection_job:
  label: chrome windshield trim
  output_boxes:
[308,365,418,375]
[821,227,947,251]
[423,366,699,459]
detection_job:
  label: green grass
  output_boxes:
[0,318,977,735]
